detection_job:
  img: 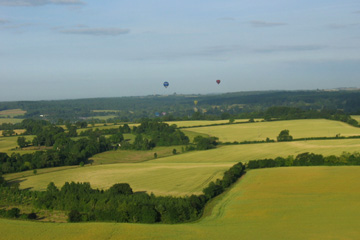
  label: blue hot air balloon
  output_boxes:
[163,81,169,88]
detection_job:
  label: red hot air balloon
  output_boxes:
[216,79,221,84]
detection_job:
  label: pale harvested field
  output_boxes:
[188,119,360,142]
[1,166,360,240]
[0,129,26,136]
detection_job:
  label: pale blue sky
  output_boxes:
[1,0,360,101]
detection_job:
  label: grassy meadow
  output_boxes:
[1,166,360,240]
[90,146,185,164]
[188,119,360,142]
[0,135,34,154]
[351,115,360,122]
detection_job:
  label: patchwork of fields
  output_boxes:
[2,167,360,240]
[1,118,360,239]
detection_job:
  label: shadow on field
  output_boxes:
[6,179,33,190]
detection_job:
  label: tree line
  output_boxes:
[247,152,360,169]
[1,90,360,122]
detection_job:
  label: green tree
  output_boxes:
[17,136,28,148]
[68,210,82,222]
[2,129,15,137]
[194,136,218,150]
[277,129,293,142]
[108,183,133,195]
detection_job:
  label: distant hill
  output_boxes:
[0,89,360,121]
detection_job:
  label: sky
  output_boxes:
[1,0,360,101]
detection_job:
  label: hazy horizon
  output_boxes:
[1,0,360,101]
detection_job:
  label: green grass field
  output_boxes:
[1,166,360,240]
[0,118,24,124]
[351,115,360,122]
[90,146,185,165]
[0,135,35,154]
[188,119,360,142]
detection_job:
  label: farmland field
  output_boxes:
[165,119,258,127]
[155,138,360,164]
[7,162,232,196]
[188,119,360,142]
[0,135,34,154]
[1,166,360,240]
[0,109,26,118]
[6,137,360,196]
[2,118,360,239]
[0,129,26,136]
[351,115,360,122]
[0,118,24,124]
[89,146,185,164]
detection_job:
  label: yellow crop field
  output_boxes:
[188,119,360,142]
[155,138,360,164]
[9,162,232,196]
[0,129,26,136]
[1,166,360,240]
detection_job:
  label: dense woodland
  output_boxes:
[1,90,360,122]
